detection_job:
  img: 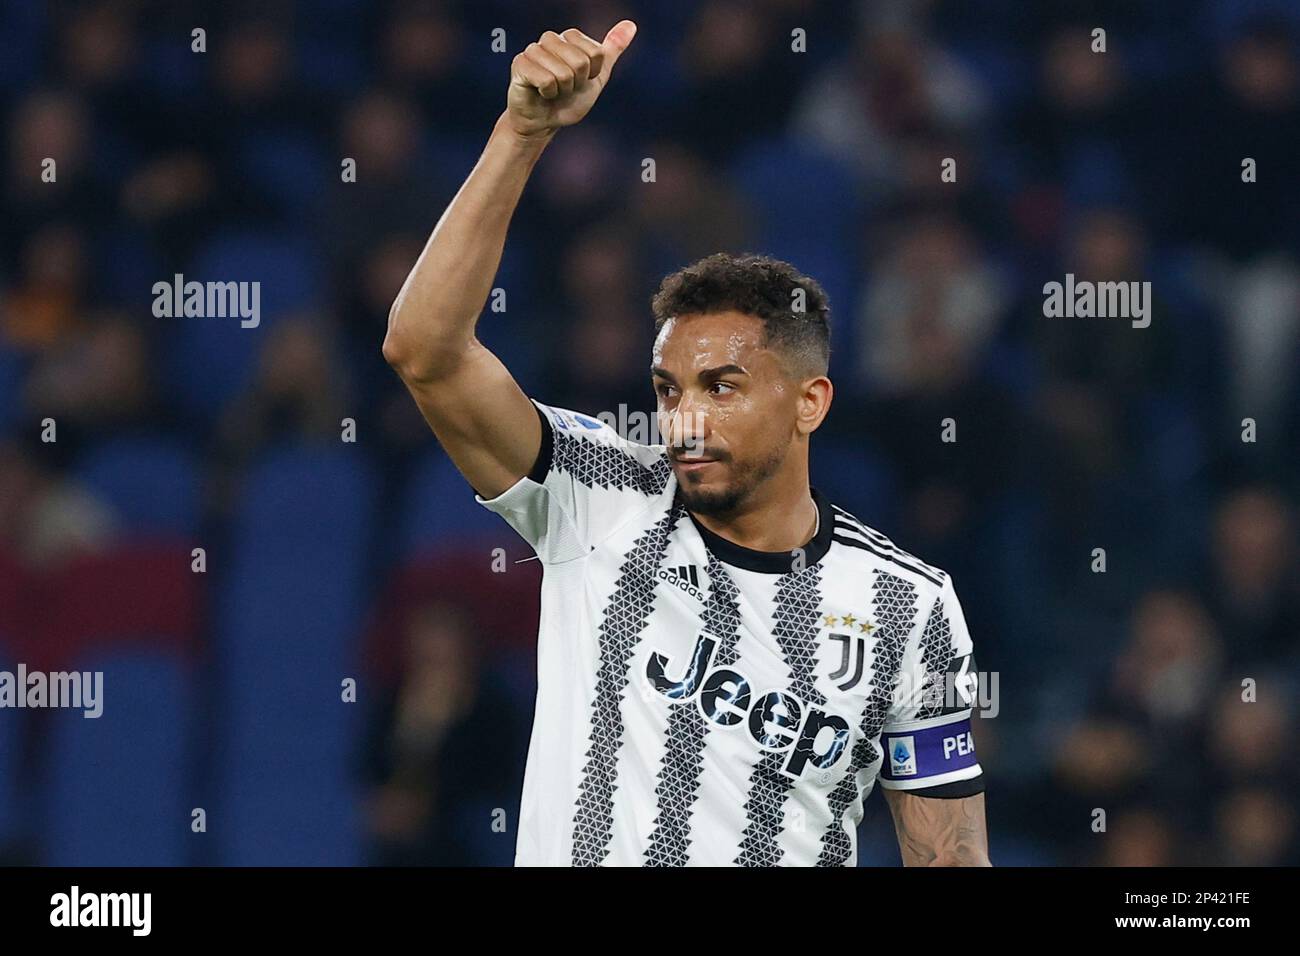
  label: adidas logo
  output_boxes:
[656,563,706,602]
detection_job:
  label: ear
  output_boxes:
[796,374,833,435]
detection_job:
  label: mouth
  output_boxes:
[674,457,720,473]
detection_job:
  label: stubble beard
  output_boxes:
[676,439,789,518]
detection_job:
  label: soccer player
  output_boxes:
[384,20,990,867]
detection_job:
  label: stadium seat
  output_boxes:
[41,647,192,866]
[75,436,201,538]
[0,342,24,438]
[856,813,904,867]
[237,130,329,218]
[162,232,320,423]
[731,135,860,246]
[810,434,898,529]
[397,447,514,560]
[728,138,860,357]
[214,446,376,865]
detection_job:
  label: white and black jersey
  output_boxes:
[474,399,984,866]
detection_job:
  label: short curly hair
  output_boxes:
[651,252,831,379]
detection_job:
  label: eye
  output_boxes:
[709,381,736,395]
[656,383,677,398]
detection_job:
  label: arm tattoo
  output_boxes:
[883,790,991,866]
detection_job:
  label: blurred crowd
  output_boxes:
[0,0,1297,865]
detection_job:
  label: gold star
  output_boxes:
[823,614,838,628]
[858,619,876,634]
[841,613,857,628]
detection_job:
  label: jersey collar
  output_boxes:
[685,486,835,574]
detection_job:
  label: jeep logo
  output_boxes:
[645,634,851,779]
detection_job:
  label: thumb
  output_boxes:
[597,19,637,80]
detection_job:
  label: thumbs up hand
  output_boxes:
[505,21,637,140]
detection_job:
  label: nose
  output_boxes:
[662,391,711,456]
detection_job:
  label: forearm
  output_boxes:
[383,113,554,382]
[884,790,992,867]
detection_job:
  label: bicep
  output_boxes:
[882,790,990,867]
[397,339,542,500]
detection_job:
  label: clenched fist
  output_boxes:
[505,21,637,139]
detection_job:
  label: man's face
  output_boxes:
[651,310,799,516]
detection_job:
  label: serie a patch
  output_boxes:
[879,712,978,783]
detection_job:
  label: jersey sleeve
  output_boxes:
[877,574,985,798]
[472,399,674,564]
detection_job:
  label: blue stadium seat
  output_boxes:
[0,342,23,439]
[810,435,897,529]
[398,447,513,560]
[295,37,366,95]
[238,130,329,217]
[214,446,376,865]
[730,135,860,251]
[449,797,518,867]
[162,232,320,423]
[75,437,200,538]
[856,812,904,867]
[729,136,861,348]
[1063,143,1135,210]
[0,0,45,89]
[41,648,192,866]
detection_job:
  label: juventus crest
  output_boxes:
[828,633,867,690]
[822,612,877,691]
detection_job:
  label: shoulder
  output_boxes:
[532,398,673,485]
[826,502,951,604]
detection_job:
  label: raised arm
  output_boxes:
[882,790,991,866]
[382,21,637,499]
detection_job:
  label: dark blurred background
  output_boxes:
[0,0,1297,866]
